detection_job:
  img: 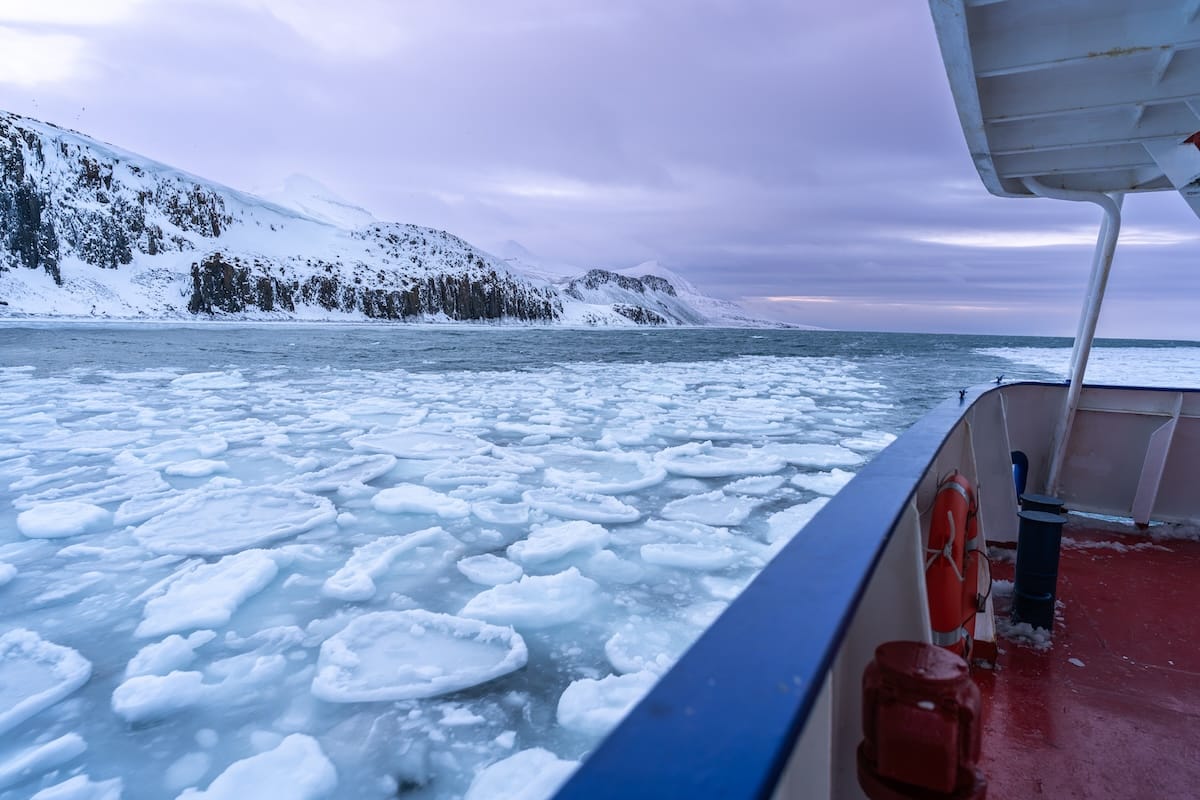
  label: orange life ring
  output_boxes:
[925,472,975,656]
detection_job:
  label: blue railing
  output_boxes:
[553,383,1003,800]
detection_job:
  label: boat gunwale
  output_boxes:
[554,381,1014,799]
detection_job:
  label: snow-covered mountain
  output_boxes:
[0,112,778,326]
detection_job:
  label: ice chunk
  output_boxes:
[761,443,864,468]
[658,442,785,478]
[0,562,15,587]
[0,629,92,735]
[176,734,336,800]
[14,470,169,511]
[723,475,785,496]
[31,775,123,800]
[605,621,692,675]
[464,748,578,800]
[16,501,110,539]
[350,430,490,460]
[457,554,524,586]
[23,430,144,453]
[165,752,212,793]
[371,484,471,518]
[766,498,830,544]
[471,500,531,526]
[126,631,217,678]
[507,521,610,567]
[556,671,658,735]
[137,551,280,637]
[170,371,249,391]
[311,610,527,702]
[461,568,599,628]
[322,528,447,601]
[111,670,207,722]
[543,453,666,494]
[790,468,855,496]
[286,454,396,492]
[0,733,87,791]
[661,490,761,527]
[579,550,644,584]
[842,431,897,452]
[133,487,335,555]
[522,488,640,523]
[112,654,288,723]
[640,543,741,570]
[165,459,228,478]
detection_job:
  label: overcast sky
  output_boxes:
[1,0,1197,337]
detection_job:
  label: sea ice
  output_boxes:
[723,475,786,496]
[111,653,288,723]
[556,671,658,735]
[461,568,599,628]
[125,631,217,678]
[661,490,761,527]
[31,775,123,800]
[457,554,524,586]
[350,430,490,460]
[507,521,610,567]
[133,487,335,555]
[522,488,640,523]
[640,543,741,571]
[164,459,229,477]
[464,748,578,800]
[170,371,249,391]
[0,562,16,586]
[766,498,830,544]
[311,610,527,702]
[791,468,855,495]
[761,443,864,468]
[14,470,169,510]
[372,484,471,518]
[176,734,336,800]
[543,453,666,494]
[0,629,92,735]
[0,733,87,791]
[137,550,280,637]
[322,528,448,601]
[471,500,531,525]
[658,442,785,478]
[287,454,397,492]
[16,501,110,538]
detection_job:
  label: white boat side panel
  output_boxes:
[1152,416,1200,522]
[1132,403,1182,525]
[772,673,833,800]
[970,390,1021,544]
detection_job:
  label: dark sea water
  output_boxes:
[1,322,1193,431]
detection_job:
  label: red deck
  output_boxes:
[977,520,1200,799]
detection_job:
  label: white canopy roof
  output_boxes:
[929,0,1200,217]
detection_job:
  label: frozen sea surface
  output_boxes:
[0,324,1193,799]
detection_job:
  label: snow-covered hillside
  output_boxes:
[0,112,777,326]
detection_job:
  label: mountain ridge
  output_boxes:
[0,112,784,327]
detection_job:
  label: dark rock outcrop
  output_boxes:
[186,252,560,321]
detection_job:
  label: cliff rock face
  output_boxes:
[186,252,558,320]
[0,111,762,326]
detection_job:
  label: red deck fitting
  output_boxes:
[977,521,1200,799]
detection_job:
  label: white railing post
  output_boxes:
[1021,178,1123,495]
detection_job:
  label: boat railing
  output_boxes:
[552,380,1200,800]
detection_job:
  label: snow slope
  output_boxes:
[0,112,779,327]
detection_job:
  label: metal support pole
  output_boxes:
[1021,178,1123,496]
